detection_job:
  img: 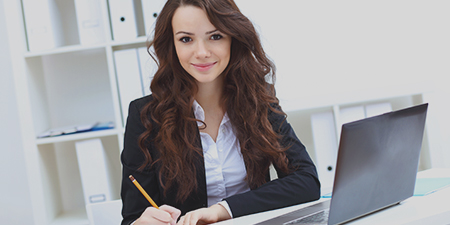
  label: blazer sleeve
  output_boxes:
[120,96,161,225]
[224,107,321,218]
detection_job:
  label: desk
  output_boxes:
[214,168,450,225]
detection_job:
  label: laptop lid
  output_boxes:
[254,103,428,225]
[328,103,428,224]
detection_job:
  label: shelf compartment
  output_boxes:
[25,48,117,139]
[38,135,122,225]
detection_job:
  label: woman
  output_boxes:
[121,0,320,224]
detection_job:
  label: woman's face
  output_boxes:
[172,6,231,87]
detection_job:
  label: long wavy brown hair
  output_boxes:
[138,0,290,202]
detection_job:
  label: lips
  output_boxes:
[192,62,217,72]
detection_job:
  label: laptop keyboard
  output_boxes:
[283,209,329,225]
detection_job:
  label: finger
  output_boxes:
[160,205,182,222]
[188,213,201,225]
[143,207,173,223]
[177,215,185,225]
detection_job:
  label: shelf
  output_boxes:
[281,82,433,113]
[109,36,148,47]
[36,129,120,145]
[23,36,149,58]
[24,43,107,58]
[50,208,89,225]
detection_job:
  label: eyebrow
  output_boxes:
[175,29,219,36]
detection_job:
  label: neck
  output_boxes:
[195,77,224,112]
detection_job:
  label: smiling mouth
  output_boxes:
[192,62,217,72]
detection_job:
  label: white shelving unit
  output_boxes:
[4,1,154,224]
[4,1,442,225]
[283,89,435,189]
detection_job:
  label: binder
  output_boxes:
[75,139,113,204]
[338,105,366,138]
[114,48,144,125]
[108,0,138,41]
[86,200,123,225]
[365,102,392,118]
[74,0,106,45]
[323,177,450,198]
[311,111,338,189]
[22,0,63,51]
[137,47,155,96]
[141,0,166,35]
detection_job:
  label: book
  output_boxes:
[413,177,450,196]
[322,177,450,198]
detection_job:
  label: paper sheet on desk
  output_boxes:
[321,177,450,198]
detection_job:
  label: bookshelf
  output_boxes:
[283,90,434,189]
[3,0,439,225]
[4,0,159,224]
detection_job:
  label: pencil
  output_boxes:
[129,175,159,209]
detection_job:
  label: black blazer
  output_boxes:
[120,95,320,225]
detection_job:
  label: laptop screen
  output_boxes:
[328,103,428,224]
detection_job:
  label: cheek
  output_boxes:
[174,44,190,65]
[220,41,232,60]
[220,45,231,63]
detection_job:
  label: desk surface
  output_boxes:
[214,168,450,225]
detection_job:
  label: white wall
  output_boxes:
[0,0,34,223]
[236,0,450,167]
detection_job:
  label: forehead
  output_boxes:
[172,6,216,33]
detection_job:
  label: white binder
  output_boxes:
[311,111,338,189]
[75,139,113,205]
[108,0,139,41]
[114,48,144,125]
[141,0,166,35]
[137,47,155,96]
[86,200,122,225]
[74,0,106,45]
[22,0,63,51]
[365,102,392,117]
[338,105,366,138]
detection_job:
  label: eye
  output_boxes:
[210,34,223,40]
[179,37,192,43]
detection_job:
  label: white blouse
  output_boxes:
[193,100,250,217]
[131,101,249,224]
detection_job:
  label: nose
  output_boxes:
[194,40,211,59]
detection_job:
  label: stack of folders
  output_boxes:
[22,0,166,51]
[37,121,114,138]
[311,102,392,189]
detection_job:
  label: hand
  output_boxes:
[134,205,181,225]
[177,204,231,225]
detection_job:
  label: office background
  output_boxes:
[1,0,449,224]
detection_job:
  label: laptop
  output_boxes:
[256,103,428,225]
